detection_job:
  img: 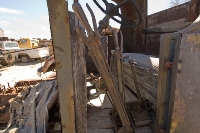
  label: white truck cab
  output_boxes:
[0,40,49,64]
[0,41,18,65]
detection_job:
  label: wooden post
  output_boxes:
[70,12,87,133]
[46,1,86,133]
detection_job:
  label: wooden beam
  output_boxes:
[46,1,76,133]
[69,12,87,133]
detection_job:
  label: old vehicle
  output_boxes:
[16,46,49,63]
[0,41,17,65]
[17,38,50,62]
[38,39,54,55]
[0,40,49,63]
[18,38,39,48]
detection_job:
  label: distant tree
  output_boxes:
[170,0,190,7]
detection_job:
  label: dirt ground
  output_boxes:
[0,60,55,88]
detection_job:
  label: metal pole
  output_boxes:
[46,0,76,133]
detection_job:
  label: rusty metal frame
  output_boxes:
[46,0,76,133]
[155,33,177,132]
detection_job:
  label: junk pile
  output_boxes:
[0,80,59,133]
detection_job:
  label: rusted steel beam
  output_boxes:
[46,0,76,133]
[155,34,177,131]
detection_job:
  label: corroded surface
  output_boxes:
[47,0,76,132]
[145,0,198,55]
[169,34,200,133]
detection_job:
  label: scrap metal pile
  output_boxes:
[0,80,59,133]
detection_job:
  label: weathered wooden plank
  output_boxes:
[168,34,200,133]
[87,129,114,133]
[124,86,138,103]
[87,118,113,129]
[111,60,158,106]
[87,106,113,130]
[112,59,158,90]
[135,126,153,133]
[112,71,157,107]
[123,62,158,80]
[70,12,87,133]
[102,86,138,109]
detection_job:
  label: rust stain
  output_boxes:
[56,61,62,69]
[187,35,200,53]
[65,17,69,23]
[54,46,65,52]
[170,88,186,133]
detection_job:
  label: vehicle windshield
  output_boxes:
[5,43,19,48]
[31,40,38,43]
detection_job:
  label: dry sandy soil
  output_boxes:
[0,60,55,88]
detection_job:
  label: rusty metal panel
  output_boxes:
[168,34,200,133]
[112,0,147,53]
[145,33,161,55]
[145,0,198,55]
[155,33,179,132]
[46,0,76,133]
[147,1,196,28]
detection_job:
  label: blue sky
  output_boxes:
[0,0,171,39]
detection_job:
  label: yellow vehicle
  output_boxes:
[18,38,39,48]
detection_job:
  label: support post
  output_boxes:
[46,1,86,133]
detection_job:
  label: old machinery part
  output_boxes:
[93,0,143,27]
[73,2,133,133]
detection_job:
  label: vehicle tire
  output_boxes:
[21,55,30,63]
[0,60,8,66]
